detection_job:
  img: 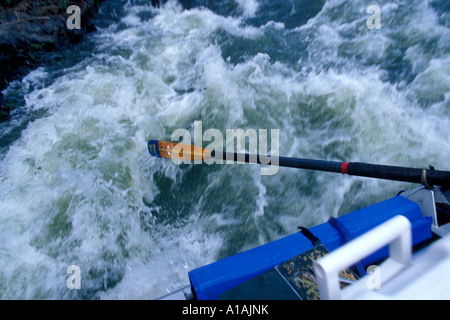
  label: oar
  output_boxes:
[148,140,450,187]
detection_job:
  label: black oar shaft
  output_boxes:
[347,162,450,187]
[215,152,342,172]
[214,151,450,187]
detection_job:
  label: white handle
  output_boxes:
[313,215,412,300]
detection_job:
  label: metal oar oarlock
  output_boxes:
[148,140,450,188]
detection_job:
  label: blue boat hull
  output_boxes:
[188,195,433,300]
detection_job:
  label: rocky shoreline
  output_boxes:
[0,0,103,122]
[0,0,175,122]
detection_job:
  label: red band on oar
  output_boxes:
[341,162,349,175]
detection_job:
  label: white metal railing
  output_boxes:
[313,215,412,300]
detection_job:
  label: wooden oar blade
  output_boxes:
[148,140,212,161]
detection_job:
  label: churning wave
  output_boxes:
[0,0,449,299]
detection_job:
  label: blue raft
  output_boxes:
[188,195,433,300]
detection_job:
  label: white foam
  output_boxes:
[1,0,449,300]
[235,0,259,18]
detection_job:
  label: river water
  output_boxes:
[0,0,449,299]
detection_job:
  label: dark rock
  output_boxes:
[0,0,103,122]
